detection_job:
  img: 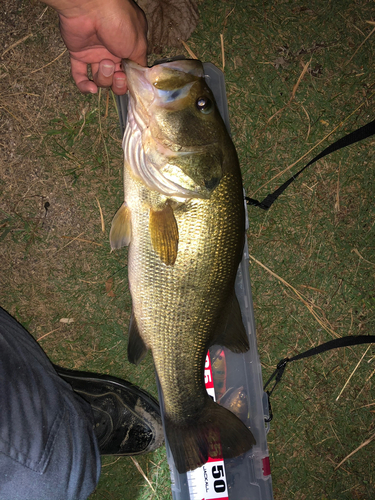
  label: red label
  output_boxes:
[262,456,271,476]
[204,353,215,391]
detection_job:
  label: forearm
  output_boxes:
[41,0,127,18]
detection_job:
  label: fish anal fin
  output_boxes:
[165,397,256,474]
[110,202,132,251]
[149,203,179,266]
[127,311,148,365]
[213,291,249,353]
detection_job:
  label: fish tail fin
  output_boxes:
[165,397,256,473]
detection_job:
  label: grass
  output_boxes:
[1,0,374,499]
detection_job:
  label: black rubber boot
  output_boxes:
[54,365,164,456]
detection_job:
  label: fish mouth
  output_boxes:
[123,59,204,120]
[123,60,154,119]
[123,58,205,133]
[123,59,222,199]
[124,58,204,90]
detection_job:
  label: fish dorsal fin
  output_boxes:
[127,311,148,365]
[213,291,249,353]
[149,203,179,266]
[109,202,132,250]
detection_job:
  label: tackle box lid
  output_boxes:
[116,61,274,500]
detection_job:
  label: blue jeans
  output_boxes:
[0,307,101,500]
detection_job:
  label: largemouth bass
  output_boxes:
[110,59,256,473]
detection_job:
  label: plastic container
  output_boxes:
[116,61,274,500]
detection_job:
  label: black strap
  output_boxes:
[246,119,375,210]
[263,335,375,422]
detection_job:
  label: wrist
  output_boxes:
[41,0,123,18]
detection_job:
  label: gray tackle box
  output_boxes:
[116,61,274,500]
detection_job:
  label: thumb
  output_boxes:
[70,57,98,94]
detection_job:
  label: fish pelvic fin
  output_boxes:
[109,202,132,251]
[165,397,256,474]
[213,291,250,353]
[127,311,148,364]
[149,203,179,266]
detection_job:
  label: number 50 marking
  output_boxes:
[212,465,226,494]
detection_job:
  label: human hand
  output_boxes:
[44,0,147,94]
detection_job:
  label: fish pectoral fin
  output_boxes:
[109,202,132,250]
[149,203,179,266]
[213,291,249,353]
[127,311,148,365]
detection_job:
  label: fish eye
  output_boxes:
[196,96,212,114]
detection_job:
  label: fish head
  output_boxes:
[123,59,227,199]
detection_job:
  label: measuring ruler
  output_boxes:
[186,352,229,500]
